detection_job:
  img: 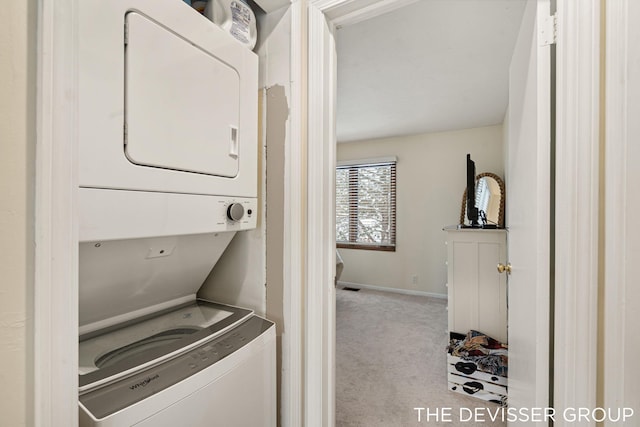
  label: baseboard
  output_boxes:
[336,281,447,300]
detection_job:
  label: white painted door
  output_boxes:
[505,0,552,420]
[604,0,640,421]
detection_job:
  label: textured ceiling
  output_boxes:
[336,0,527,143]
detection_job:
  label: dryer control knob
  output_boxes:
[227,203,245,222]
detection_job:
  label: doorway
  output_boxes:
[333,1,523,424]
[305,0,601,425]
[302,0,603,425]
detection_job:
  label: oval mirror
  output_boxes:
[459,172,505,228]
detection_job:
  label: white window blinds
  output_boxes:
[336,159,396,251]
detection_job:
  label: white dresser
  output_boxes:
[444,227,509,405]
[444,227,508,343]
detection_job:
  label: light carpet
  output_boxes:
[335,287,506,427]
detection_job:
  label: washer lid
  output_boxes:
[78,300,253,390]
[124,12,240,177]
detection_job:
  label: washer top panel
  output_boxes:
[79,299,252,389]
[79,315,273,420]
[125,12,240,178]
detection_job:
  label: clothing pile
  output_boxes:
[447,330,508,377]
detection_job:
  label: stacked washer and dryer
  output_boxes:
[76,1,275,426]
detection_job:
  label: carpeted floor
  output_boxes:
[335,287,506,427]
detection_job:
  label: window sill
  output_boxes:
[337,243,396,252]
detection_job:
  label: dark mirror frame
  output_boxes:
[459,172,506,228]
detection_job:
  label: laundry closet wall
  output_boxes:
[198,3,292,326]
[197,4,300,425]
[0,1,37,425]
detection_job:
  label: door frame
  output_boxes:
[35,0,79,425]
[305,2,419,425]
[602,0,637,417]
[553,0,601,418]
[305,0,602,424]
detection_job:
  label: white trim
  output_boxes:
[535,1,552,408]
[331,0,418,28]
[337,281,447,300]
[281,2,305,426]
[554,0,601,420]
[603,0,631,420]
[35,0,79,425]
[307,2,337,425]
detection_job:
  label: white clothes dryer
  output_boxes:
[78,0,258,242]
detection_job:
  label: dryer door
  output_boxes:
[125,12,240,178]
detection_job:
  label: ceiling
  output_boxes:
[336,0,527,143]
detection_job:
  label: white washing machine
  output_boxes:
[77,0,274,425]
[78,233,276,427]
[78,299,275,427]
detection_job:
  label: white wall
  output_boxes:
[0,1,36,425]
[336,125,504,296]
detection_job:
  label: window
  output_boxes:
[336,158,396,251]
